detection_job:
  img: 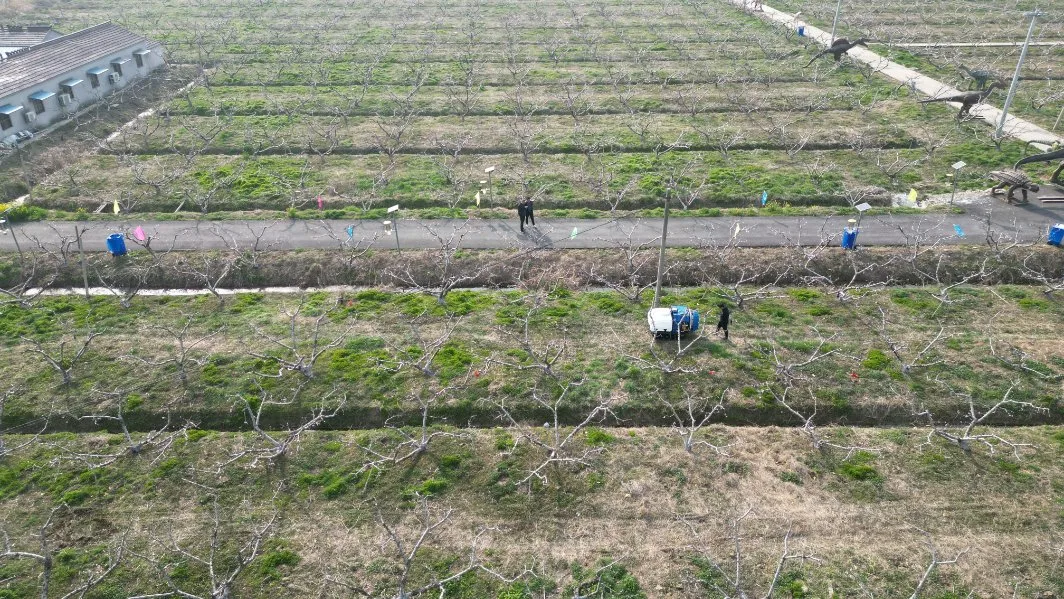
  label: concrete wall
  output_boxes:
[0,44,164,135]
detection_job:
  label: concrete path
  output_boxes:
[893,42,1063,48]
[733,0,1064,150]
[1,197,1059,253]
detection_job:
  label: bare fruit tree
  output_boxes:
[490,377,616,490]
[22,328,100,387]
[585,224,660,302]
[1,505,124,598]
[123,316,222,388]
[680,507,819,599]
[696,222,791,308]
[763,385,879,457]
[908,529,969,599]
[230,385,346,467]
[660,385,729,454]
[388,219,510,304]
[250,294,352,379]
[131,488,281,599]
[322,498,524,597]
[915,382,1049,458]
[0,386,46,459]
[55,391,190,469]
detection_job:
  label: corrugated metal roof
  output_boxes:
[0,103,23,114]
[59,77,83,87]
[86,67,108,75]
[29,90,54,100]
[0,22,159,98]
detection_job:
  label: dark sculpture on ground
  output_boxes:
[1015,147,1064,186]
[988,169,1039,204]
[918,82,1000,119]
[959,66,999,90]
[805,38,870,67]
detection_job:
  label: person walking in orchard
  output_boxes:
[517,199,527,232]
[716,303,731,340]
[524,199,536,227]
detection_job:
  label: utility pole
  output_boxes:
[484,166,495,205]
[652,193,670,308]
[996,10,1044,139]
[829,0,843,43]
[0,208,24,269]
[386,204,401,255]
[75,226,90,299]
[16,142,32,203]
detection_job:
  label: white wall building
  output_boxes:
[0,21,163,137]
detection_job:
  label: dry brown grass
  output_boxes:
[6,425,1060,597]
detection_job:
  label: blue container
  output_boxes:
[797,26,805,36]
[1049,224,1064,247]
[106,233,128,256]
[672,305,700,336]
[841,229,858,250]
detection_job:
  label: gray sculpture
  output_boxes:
[918,82,1000,119]
[988,169,1039,204]
[1014,147,1064,186]
[805,38,870,67]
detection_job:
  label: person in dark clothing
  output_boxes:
[524,199,535,226]
[517,200,527,232]
[715,303,730,340]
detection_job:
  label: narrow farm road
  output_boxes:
[734,0,1064,150]
[2,199,1058,252]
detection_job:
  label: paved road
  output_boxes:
[2,198,1060,253]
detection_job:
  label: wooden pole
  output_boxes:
[652,194,669,308]
[76,226,90,299]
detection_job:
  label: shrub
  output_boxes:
[60,487,99,506]
[862,349,891,370]
[722,461,749,476]
[3,204,46,222]
[254,546,300,581]
[495,432,515,451]
[565,561,646,599]
[403,478,449,499]
[837,451,882,482]
[787,289,822,302]
[432,341,475,380]
[585,427,617,446]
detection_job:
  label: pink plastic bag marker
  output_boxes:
[133,226,146,242]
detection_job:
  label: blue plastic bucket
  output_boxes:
[106,233,128,256]
[841,229,858,250]
[1049,224,1064,246]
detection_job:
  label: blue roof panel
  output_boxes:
[28,90,55,101]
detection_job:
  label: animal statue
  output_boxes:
[918,82,1000,119]
[959,66,998,91]
[988,169,1039,204]
[1014,146,1064,186]
[805,38,870,67]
